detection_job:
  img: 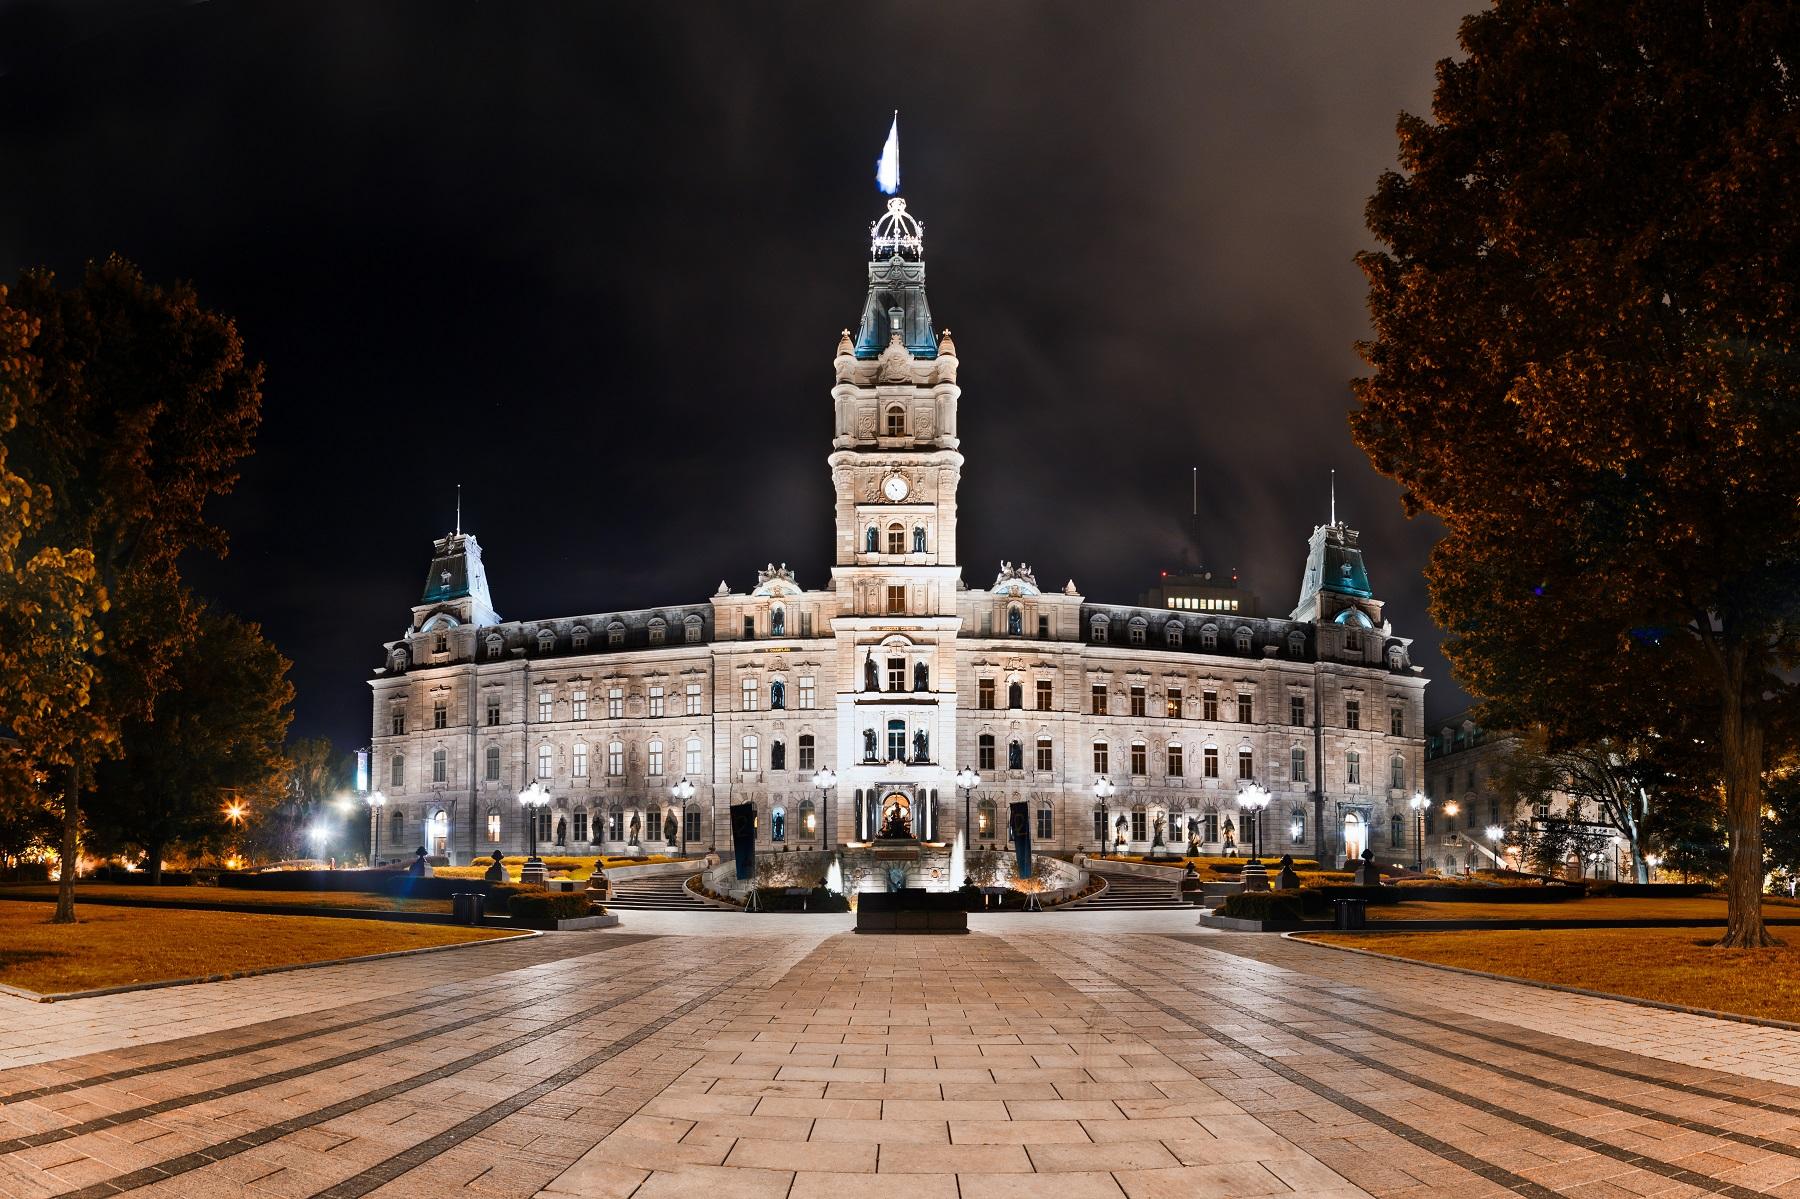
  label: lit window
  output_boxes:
[537,745,552,779]
[1091,684,1108,715]
[487,811,502,843]
[685,738,702,775]
[741,736,759,772]
[1166,688,1182,719]
[608,687,623,719]
[742,677,758,711]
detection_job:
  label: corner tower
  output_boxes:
[829,193,964,844]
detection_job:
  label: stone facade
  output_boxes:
[368,191,1429,869]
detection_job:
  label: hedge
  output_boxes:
[508,891,599,927]
[1583,880,1714,898]
[1219,892,1326,922]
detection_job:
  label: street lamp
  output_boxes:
[670,777,696,857]
[368,791,387,865]
[518,781,552,883]
[812,767,836,847]
[307,822,332,863]
[1409,791,1431,871]
[1092,775,1115,858]
[1235,782,1270,859]
[957,766,981,846]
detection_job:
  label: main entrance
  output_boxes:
[877,792,913,839]
[1342,810,1366,864]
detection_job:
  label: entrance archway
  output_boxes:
[1342,811,1366,864]
[430,809,449,858]
[878,792,913,839]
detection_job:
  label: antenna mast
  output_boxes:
[455,484,462,536]
[1329,469,1336,527]
[1190,467,1199,569]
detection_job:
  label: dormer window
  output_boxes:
[391,649,407,672]
[649,617,667,646]
[1201,624,1218,650]
[885,405,906,437]
[1089,614,1110,644]
[608,622,626,646]
[536,629,555,653]
[1165,621,1182,647]
[1234,628,1253,653]
[434,633,448,654]
[1287,630,1305,657]
[1128,617,1147,645]
[485,634,503,660]
[571,626,589,650]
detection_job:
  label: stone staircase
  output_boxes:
[1071,870,1190,911]
[602,873,709,911]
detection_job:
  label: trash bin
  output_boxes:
[464,892,485,925]
[451,893,469,923]
[1332,898,1367,930]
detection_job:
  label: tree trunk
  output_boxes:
[52,753,81,924]
[148,845,164,887]
[1718,674,1777,948]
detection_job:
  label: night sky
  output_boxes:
[0,0,1473,754]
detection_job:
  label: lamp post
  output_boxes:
[518,781,551,883]
[368,791,386,865]
[671,777,696,857]
[813,767,836,848]
[1092,775,1115,859]
[307,822,331,864]
[1235,782,1270,859]
[957,766,981,847]
[1408,791,1431,872]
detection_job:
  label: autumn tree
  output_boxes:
[1,258,264,921]
[1499,731,1664,882]
[89,607,294,883]
[250,737,355,862]
[1352,2,1800,945]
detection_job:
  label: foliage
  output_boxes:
[249,737,354,863]
[1220,892,1324,922]
[87,608,293,881]
[506,891,598,926]
[1351,2,1800,945]
[0,258,264,921]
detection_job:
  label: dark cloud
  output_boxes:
[0,0,1474,751]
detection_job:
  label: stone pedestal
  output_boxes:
[1239,858,1270,892]
[520,857,548,885]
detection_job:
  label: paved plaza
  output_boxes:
[4,916,1800,1198]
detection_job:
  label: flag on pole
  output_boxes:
[876,112,900,195]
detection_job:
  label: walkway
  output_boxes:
[2,918,1799,1197]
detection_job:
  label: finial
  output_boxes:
[938,328,956,356]
[1329,469,1336,527]
[837,328,853,355]
[455,483,462,536]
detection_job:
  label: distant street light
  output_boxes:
[1236,782,1270,859]
[368,791,387,864]
[1408,791,1432,872]
[1092,775,1116,858]
[518,781,552,883]
[671,776,697,856]
[812,767,836,847]
[957,766,982,847]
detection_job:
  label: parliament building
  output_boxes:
[369,189,1429,871]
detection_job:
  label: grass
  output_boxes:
[0,902,515,995]
[1300,926,1800,1023]
[433,853,683,882]
[1371,894,1800,922]
[0,884,452,913]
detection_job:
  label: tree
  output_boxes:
[1,258,263,921]
[1351,2,1800,945]
[258,737,356,862]
[89,607,293,883]
[1500,731,1661,882]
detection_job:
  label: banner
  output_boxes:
[729,801,758,882]
[1009,801,1032,880]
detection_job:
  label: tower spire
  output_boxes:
[455,483,462,536]
[1329,468,1336,527]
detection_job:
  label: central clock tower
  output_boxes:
[827,195,964,845]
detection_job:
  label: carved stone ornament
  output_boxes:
[915,406,935,436]
[856,410,877,438]
[877,341,912,384]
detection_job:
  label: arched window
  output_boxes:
[431,748,446,783]
[1390,754,1405,790]
[1128,617,1147,645]
[977,798,998,841]
[1090,614,1110,643]
[885,404,906,437]
[771,606,785,637]
[536,629,555,652]
[1201,623,1219,650]
[1346,749,1361,785]
[913,661,929,692]
[390,754,405,788]
[485,744,501,781]
[1291,807,1306,844]
[799,798,817,837]
[684,614,704,643]
[1287,629,1305,657]
[391,648,408,673]
[770,679,786,709]
[865,526,879,553]
[648,617,667,645]
[1235,627,1253,653]
[537,745,553,779]
[391,809,405,841]
[912,526,927,553]
[770,740,786,770]
[887,524,905,555]
[1008,606,1023,636]
[1165,621,1183,647]
[1007,739,1023,771]
[571,626,589,650]
[1387,645,1404,670]
[1007,679,1023,709]
[741,735,759,772]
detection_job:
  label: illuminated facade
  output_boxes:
[369,190,1428,868]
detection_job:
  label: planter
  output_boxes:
[548,913,620,930]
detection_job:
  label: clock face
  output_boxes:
[882,474,910,502]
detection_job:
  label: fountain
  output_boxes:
[950,830,966,889]
[825,854,844,897]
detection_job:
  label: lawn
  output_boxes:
[0,884,452,913]
[0,902,517,995]
[1370,895,1800,922]
[1300,926,1800,1023]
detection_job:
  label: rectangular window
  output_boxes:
[1204,746,1219,778]
[799,676,815,709]
[1037,615,1050,639]
[1093,741,1109,774]
[1167,744,1184,777]
[608,743,624,776]
[686,682,703,716]
[1036,807,1053,841]
[1130,742,1147,775]
[1237,694,1253,724]
[573,811,588,842]
[1391,706,1405,737]
[435,633,448,654]
[1202,690,1218,721]
[649,686,664,718]
[1035,680,1053,711]
[1291,747,1307,783]
[978,734,996,771]
[538,692,552,723]
[743,615,755,639]
[608,808,624,840]
[1347,754,1361,785]
[608,687,623,719]
[1093,807,1107,843]
[886,585,906,615]
[798,738,815,772]
[1290,695,1306,727]
[573,743,588,777]
[686,741,703,775]
[743,740,759,772]
[1166,688,1182,719]
[391,710,405,736]
[432,700,447,730]
[431,753,446,783]
[800,611,813,637]
[1035,738,1053,771]
[485,747,500,781]
[1238,749,1254,780]
[1391,757,1405,789]
[979,678,996,710]
[1090,684,1108,716]
[1345,698,1361,730]
[649,742,664,775]
[1391,813,1404,845]
[571,690,588,721]
[537,746,552,779]
[887,658,905,692]
[741,678,758,711]
[1291,810,1305,844]
[487,697,501,727]
[1131,810,1147,841]
[684,808,702,842]
[485,811,502,843]
[1129,685,1146,717]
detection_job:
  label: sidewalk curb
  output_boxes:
[1284,931,1800,1034]
[0,930,539,1005]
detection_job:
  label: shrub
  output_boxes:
[1220,892,1309,922]
[1584,880,1714,898]
[508,891,598,927]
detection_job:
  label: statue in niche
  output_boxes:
[628,813,641,845]
[880,797,912,840]
[1187,816,1202,856]
[865,656,879,692]
[663,810,678,844]
[913,729,929,763]
[1152,815,1166,852]
[862,727,878,761]
[913,661,928,691]
[1222,817,1237,855]
[771,808,785,842]
[1008,740,1023,771]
